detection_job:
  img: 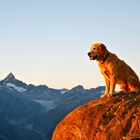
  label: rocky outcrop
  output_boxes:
[52,93,140,140]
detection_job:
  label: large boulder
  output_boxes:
[52,93,140,140]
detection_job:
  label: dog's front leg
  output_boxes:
[108,75,116,96]
[105,78,110,94]
[101,78,110,97]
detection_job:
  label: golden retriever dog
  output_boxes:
[88,43,140,97]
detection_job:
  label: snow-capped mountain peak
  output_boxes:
[1,73,28,93]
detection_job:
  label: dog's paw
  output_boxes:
[106,94,113,97]
[100,94,105,98]
[100,94,108,98]
[101,92,114,98]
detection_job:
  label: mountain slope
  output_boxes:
[0,112,21,140]
[52,92,140,140]
[0,87,45,124]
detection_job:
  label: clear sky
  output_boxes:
[0,0,140,89]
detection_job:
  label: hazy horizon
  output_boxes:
[0,0,140,89]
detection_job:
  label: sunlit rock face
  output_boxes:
[52,92,140,140]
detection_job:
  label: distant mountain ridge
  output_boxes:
[0,73,105,140]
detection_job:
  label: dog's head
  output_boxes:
[88,43,108,61]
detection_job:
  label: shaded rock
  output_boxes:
[52,93,140,140]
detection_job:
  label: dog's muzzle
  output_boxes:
[88,52,98,60]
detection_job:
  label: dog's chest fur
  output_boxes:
[99,63,111,79]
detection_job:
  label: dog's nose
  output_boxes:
[88,52,91,56]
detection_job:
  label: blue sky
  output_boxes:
[0,0,140,89]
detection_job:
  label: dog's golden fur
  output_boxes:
[88,43,140,97]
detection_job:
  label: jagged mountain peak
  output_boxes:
[1,73,28,93]
[5,72,16,81]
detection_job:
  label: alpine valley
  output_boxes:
[0,73,105,140]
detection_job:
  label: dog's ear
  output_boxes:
[100,43,106,53]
